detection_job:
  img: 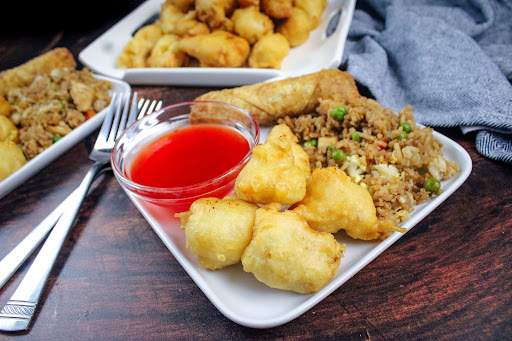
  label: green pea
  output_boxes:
[351,131,361,142]
[425,177,441,193]
[304,139,318,147]
[331,149,346,162]
[332,106,347,121]
[400,122,412,133]
[397,131,407,140]
[53,134,62,143]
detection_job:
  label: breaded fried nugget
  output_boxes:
[231,6,274,45]
[147,34,188,67]
[235,124,310,205]
[237,0,259,7]
[157,2,210,37]
[178,31,250,67]
[294,0,327,29]
[249,33,290,69]
[176,197,258,270]
[196,0,236,29]
[261,0,293,18]
[167,0,195,12]
[117,24,163,68]
[293,167,405,240]
[0,141,26,181]
[277,7,311,47]
[241,203,344,293]
[0,115,18,143]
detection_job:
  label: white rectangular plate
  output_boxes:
[78,0,356,87]
[0,76,131,200]
[124,126,472,329]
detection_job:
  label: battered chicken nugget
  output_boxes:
[231,6,274,45]
[157,2,210,37]
[277,7,311,47]
[241,203,344,293]
[147,34,188,67]
[117,24,163,68]
[249,33,290,69]
[0,96,10,116]
[167,0,195,12]
[0,115,18,143]
[176,197,258,270]
[0,141,26,181]
[235,124,310,205]
[261,0,293,18]
[196,0,236,29]
[293,167,405,240]
[237,0,259,7]
[294,0,327,29]
[178,31,250,67]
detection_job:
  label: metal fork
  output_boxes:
[0,93,162,332]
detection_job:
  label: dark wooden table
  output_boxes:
[1,2,511,340]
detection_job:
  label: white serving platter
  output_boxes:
[78,0,356,87]
[0,76,131,201]
[124,126,472,329]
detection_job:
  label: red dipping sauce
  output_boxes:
[129,124,250,188]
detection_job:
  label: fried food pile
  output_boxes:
[176,123,404,294]
[117,0,327,69]
[0,48,112,181]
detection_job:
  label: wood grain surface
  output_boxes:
[0,2,511,340]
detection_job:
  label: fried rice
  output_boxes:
[278,95,459,224]
[6,67,112,160]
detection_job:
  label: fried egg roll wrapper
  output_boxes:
[0,48,76,97]
[193,69,361,124]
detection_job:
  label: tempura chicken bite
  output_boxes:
[146,34,188,67]
[261,0,293,18]
[117,24,163,68]
[235,124,310,205]
[175,197,258,270]
[0,141,26,181]
[157,2,210,37]
[249,33,290,69]
[277,7,311,47]
[237,0,259,7]
[293,167,405,240]
[241,203,344,294]
[167,0,195,12]
[178,31,250,67]
[196,0,236,29]
[231,6,274,45]
[294,0,327,29]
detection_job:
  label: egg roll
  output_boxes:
[193,69,361,124]
[0,48,76,97]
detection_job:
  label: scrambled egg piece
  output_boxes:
[241,203,344,293]
[293,167,404,240]
[235,124,310,205]
[175,196,258,270]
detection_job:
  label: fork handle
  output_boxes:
[0,161,106,332]
[0,165,112,291]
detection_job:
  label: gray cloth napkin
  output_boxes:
[341,0,512,163]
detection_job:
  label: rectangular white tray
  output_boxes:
[124,126,472,328]
[78,0,356,87]
[0,76,131,200]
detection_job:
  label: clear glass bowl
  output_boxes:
[111,101,259,224]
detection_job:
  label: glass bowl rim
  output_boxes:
[111,100,260,197]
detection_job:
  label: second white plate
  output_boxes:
[78,0,356,87]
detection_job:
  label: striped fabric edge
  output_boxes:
[475,130,512,164]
